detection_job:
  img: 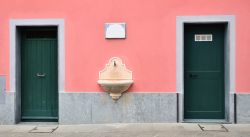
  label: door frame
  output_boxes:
[176,16,236,123]
[9,19,65,123]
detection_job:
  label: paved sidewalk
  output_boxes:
[0,123,250,137]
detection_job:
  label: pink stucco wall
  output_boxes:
[0,0,250,93]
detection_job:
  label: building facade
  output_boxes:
[0,0,250,124]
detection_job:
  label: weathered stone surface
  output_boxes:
[237,94,250,123]
[59,92,177,124]
[0,76,5,104]
[0,92,15,124]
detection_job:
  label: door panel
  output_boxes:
[21,28,58,121]
[184,24,225,119]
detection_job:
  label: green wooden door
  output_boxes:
[21,28,58,121]
[184,24,225,119]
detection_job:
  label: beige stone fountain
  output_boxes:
[97,57,133,100]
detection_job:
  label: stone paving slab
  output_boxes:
[11,125,36,133]
[0,125,14,132]
[0,131,249,137]
[224,124,250,132]
[198,124,228,132]
[0,123,250,137]
[29,125,58,133]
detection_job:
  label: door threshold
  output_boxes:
[21,116,58,122]
[18,122,58,125]
[183,119,230,124]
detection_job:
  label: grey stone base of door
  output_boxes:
[0,76,15,124]
[0,92,15,124]
[236,94,250,123]
[2,75,250,125]
[59,92,177,124]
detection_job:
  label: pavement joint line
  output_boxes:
[198,124,205,131]
[51,126,59,133]
[28,126,37,133]
[28,125,59,133]
[198,124,228,132]
[221,124,229,132]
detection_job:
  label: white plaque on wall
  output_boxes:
[105,23,126,39]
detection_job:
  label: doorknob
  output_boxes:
[189,74,198,78]
[36,73,46,77]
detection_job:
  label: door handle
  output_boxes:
[36,73,46,77]
[189,74,198,78]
